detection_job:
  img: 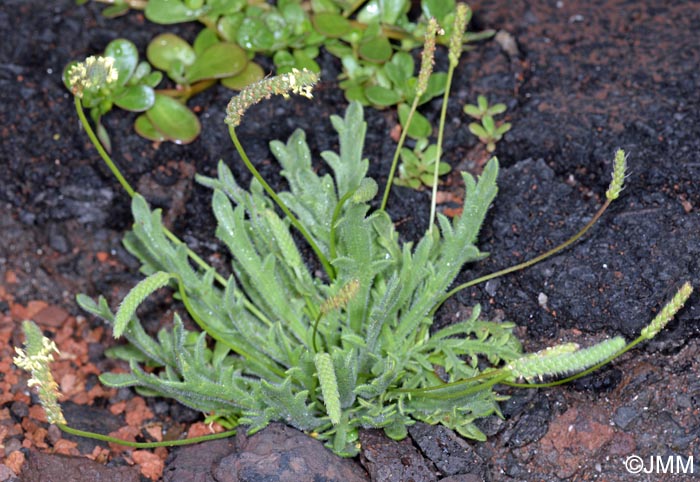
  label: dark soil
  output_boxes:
[2,0,700,481]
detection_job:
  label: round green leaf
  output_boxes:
[383,62,406,91]
[217,13,244,42]
[105,39,139,86]
[146,94,200,144]
[273,50,295,72]
[421,0,455,21]
[130,61,151,84]
[145,0,204,24]
[193,28,220,56]
[143,71,163,88]
[281,3,307,27]
[358,36,393,64]
[102,3,130,18]
[418,72,447,104]
[237,17,275,51]
[114,85,155,112]
[365,85,401,107]
[147,33,196,72]
[220,62,264,90]
[343,84,369,105]
[134,114,166,142]
[186,42,247,83]
[292,49,320,72]
[312,12,351,37]
[398,103,431,139]
[358,0,408,24]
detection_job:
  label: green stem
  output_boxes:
[393,370,510,400]
[429,64,456,232]
[311,312,324,353]
[434,198,613,312]
[381,97,420,211]
[58,423,236,448]
[75,97,135,197]
[228,126,335,280]
[74,97,228,288]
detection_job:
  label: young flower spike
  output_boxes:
[605,148,628,201]
[68,55,119,98]
[506,337,626,382]
[225,68,319,128]
[320,279,360,315]
[416,18,443,97]
[14,321,66,425]
[641,282,693,340]
[449,4,471,67]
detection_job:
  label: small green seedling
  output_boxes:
[463,94,507,120]
[468,115,511,152]
[395,139,451,189]
[464,95,511,152]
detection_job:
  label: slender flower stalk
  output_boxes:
[434,149,630,310]
[225,69,334,279]
[429,4,470,232]
[381,18,442,211]
[69,55,231,289]
[15,320,238,447]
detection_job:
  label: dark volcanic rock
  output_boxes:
[213,423,368,482]
[22,451,139,482]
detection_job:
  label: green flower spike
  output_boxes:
[449,4,470,67]
[225,68,319,127]
[641,282,693,340]
[605,148,628,201]
[14,321,66,425]
[68,55,119,98]
[416,18,442,97]
[507,337,626,382]
[320,279,360,315]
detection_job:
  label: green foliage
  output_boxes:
[69,1,494,143]
[135,93,202,144]
[79,102,526,453]
[63,38,160,151]
[464,95,511,152]
[146,31,251,85]
[395,138,451,189]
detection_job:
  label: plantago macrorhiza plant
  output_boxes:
[16,5,692,457]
